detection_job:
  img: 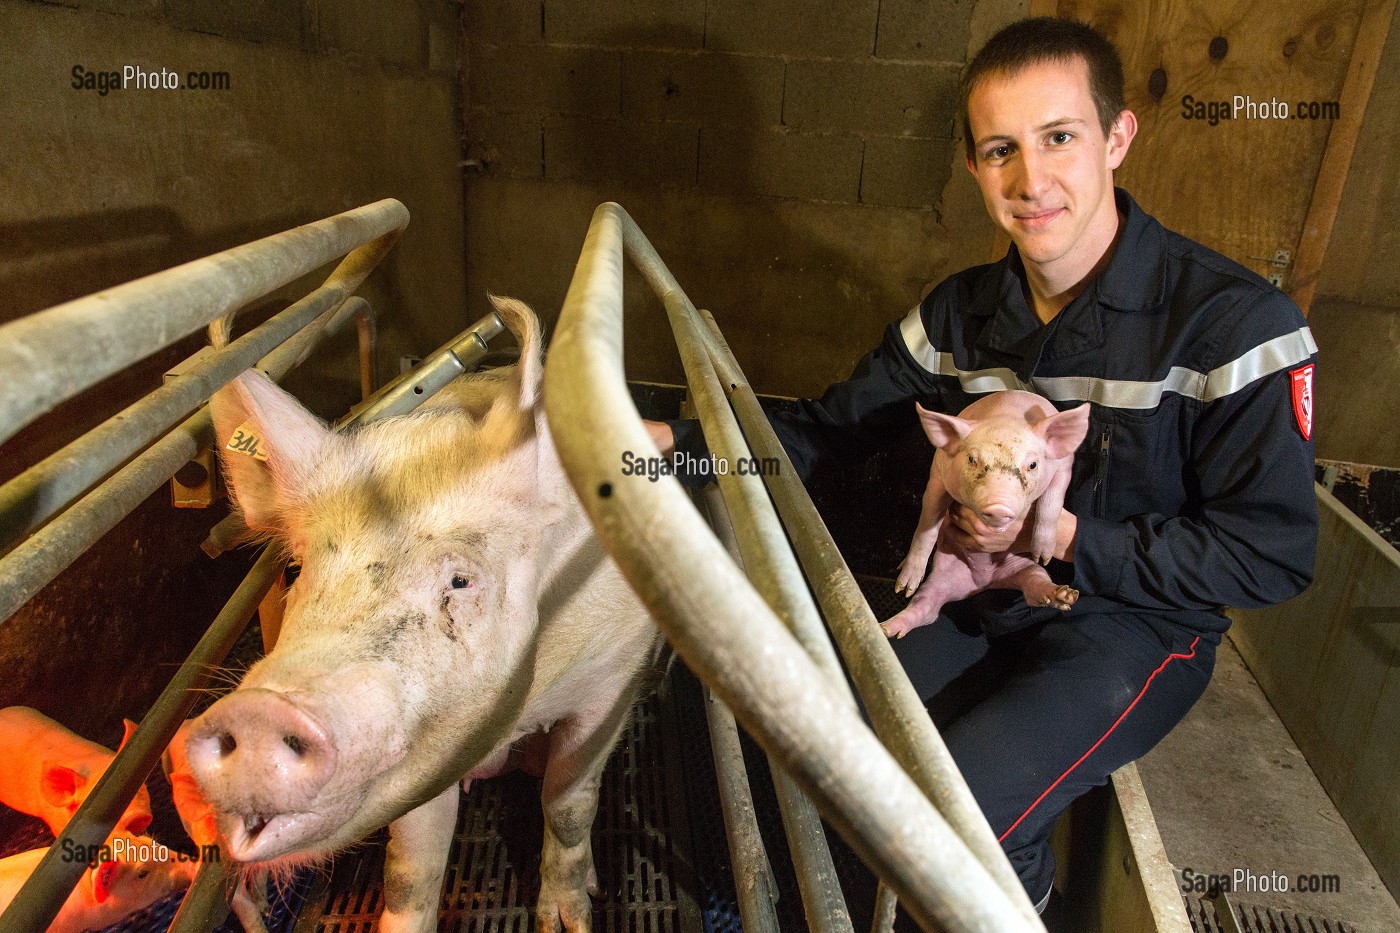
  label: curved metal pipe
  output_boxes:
[0,199,408,447]
[700,488,782,933]
[0,232,392,557]
[167,858,234,933]
[543,201,1039,932]
[248,293,375,388]
[702,487,853,933]
[693,309,1038,918]
[347,311,504,425]
[673,285,852,930]
[0,291,380,626]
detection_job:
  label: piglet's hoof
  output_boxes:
[1040,584,1078,611]
[880,616,916,639]
[894,562,925,597]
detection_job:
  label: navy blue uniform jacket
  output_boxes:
[672,190,1318,635]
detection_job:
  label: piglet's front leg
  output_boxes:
[378,784,459,933]
[1029,464,1072,566]
[896,470,951,597]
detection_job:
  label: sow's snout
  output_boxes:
[185,688,337,861]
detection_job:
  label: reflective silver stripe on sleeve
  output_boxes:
[898,307,1028,392]
[1200,326,1318,402]
[1035,326,1315,408]
[898,306,940,373]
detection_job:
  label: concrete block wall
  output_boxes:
[462,0,1022,398]
[0,0,467,739]
[466,0,964,210]
[2,0,467,386]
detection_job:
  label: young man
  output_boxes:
[652,17,1317,912]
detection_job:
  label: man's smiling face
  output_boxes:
[965,56,1133,281]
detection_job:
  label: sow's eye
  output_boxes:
[1027,460,1038,471]
[438,555,484,612]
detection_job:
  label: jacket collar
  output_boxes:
[975,189,1168,314]
[1094,188,1168,313]
[973,188,1168,360]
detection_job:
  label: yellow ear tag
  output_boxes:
[226,420,269,462]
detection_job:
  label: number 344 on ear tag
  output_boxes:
[226,420,269,461]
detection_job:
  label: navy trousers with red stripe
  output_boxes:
[889,603,1218,904]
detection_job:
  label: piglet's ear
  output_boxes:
[119,718,138,750]
[39,763,84,809]
[916,403,974,453]
[210,371,331,534]
[1037,403,1092,460]
[91,860,118,904]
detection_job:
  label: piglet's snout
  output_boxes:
[186,689,336,815]
[975,504,1017,529]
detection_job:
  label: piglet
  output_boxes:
[0,831,195,932]
[161,719,270,933]
[0,707,153,836]
[160,720,218,852]
[882,391,1090,639]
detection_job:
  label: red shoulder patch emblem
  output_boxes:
[1290,364,1314,440]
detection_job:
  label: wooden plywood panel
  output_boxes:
[1289,0,1399,311]
[1309,297,1400,467]
[1058,0,1364,282]
[1315,18,1400,308]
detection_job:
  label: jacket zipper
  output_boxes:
[1094,426,1111,512]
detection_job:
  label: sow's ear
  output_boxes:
[210,371,331,534]
[915,403,974,453]
[1037,402,1092,460]
[486,293,543,411]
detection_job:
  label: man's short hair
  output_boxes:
[960,17,1126,160]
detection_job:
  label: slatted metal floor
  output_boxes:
[294,678,706,933]
[1185,895,1357,933]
